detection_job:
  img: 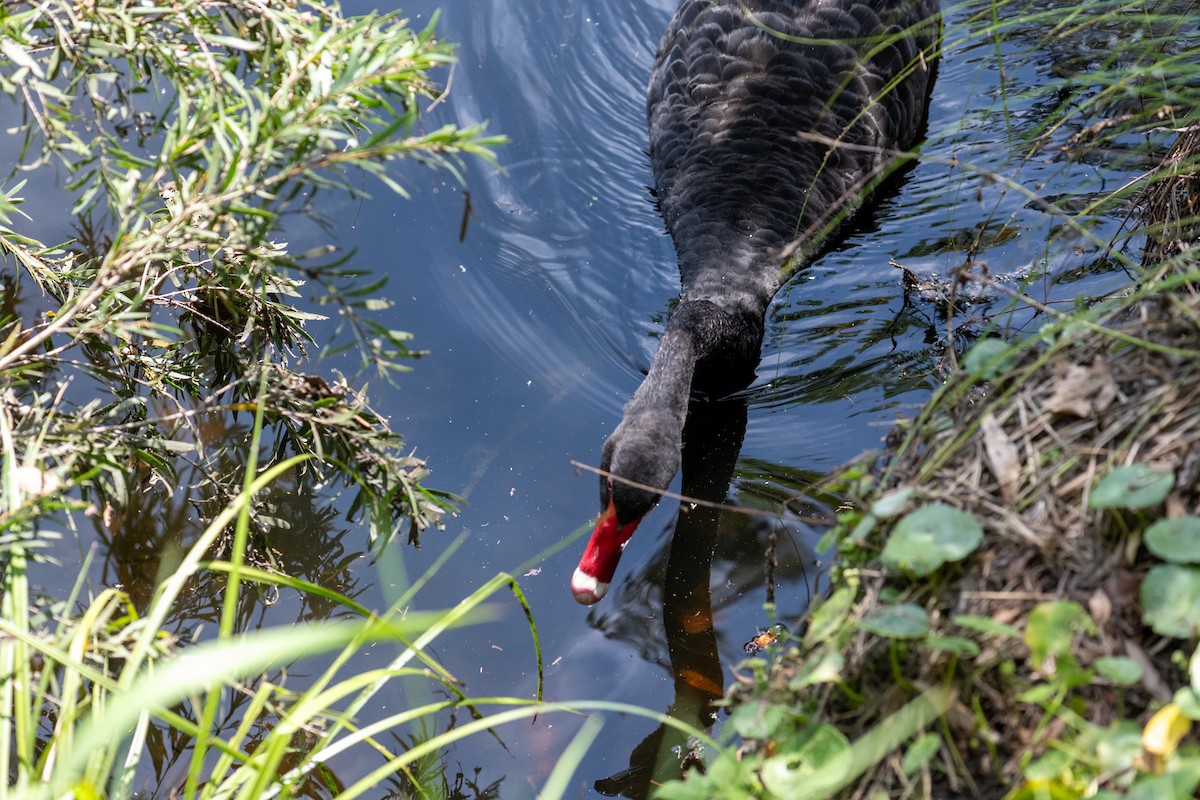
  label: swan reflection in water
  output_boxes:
[593,399,746,798]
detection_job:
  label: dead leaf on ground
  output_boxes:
[981,412,1021,503]
[1045,356,1118,417]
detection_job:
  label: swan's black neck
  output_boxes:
[678,300,763,397]
[629,299,762,414]
[599,300,760,526]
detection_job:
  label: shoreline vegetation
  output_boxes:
[0,3,523,797]
[659,1,1200,797]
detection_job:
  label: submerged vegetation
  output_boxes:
[659,0,1200,798]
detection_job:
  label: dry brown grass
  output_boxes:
[1143,123,1200,266]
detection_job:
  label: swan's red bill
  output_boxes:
[572,499,642,605]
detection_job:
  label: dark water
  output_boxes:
[299,0,1144,794]
[13,0,1154,796]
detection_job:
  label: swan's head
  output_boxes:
[571,413,682,605]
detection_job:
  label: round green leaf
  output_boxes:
[881,503,983,576]
[1078,720,1142,776]
[1145,516,1200,564]
[1025,601,1092,660]
[788,649,844,690]
[1025,749,1072,781]
[859,603,930,639]
[1125,774,1199,800]
[847,514,877,544]
[806,585,857,645]
[1093,656,1143,686]
[1089,464,1174,510]
[1142,564,1200,638]
[760,724,851,799]
[727,700,795,741]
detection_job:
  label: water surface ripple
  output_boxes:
[320,0,1146,794]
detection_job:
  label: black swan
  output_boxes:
[572,0,940,605]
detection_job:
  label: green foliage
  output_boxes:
[858,602,930,639]
[869,486,915,518]
[0,469,545,798]
[0,0,505,556]
[692,450,1200,800]
[656,0,1200,794]
[1089,465,1176,511]
[0,1,534,798]
[962,337,1015,380]
[1024,601,1094,689]
[1144,517,1200,564]
[759,724,853,799]
[1,381,560,799]
[879,502,983,577]
[1094,657,1144,687]
[1141,565,1200,639]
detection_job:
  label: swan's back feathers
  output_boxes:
[648,0,939,322]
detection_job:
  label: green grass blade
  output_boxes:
[539,715,604,800]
